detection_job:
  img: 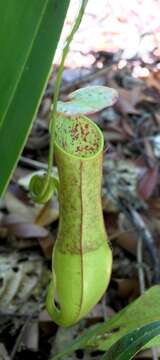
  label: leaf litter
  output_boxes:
[1,1,160,359]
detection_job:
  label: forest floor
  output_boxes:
[0,1,160,359]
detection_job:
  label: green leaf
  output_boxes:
[52,286,160,359]
[144,335,160,349]
[0,0,70,197]
[102,321,160,360]
[57,85,118,116]
[90,285,160,352]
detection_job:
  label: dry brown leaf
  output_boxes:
[38,233,55,258]
[137,165,159,200]
[39,309,52,322]
[113,278,139,300]
[116,88,141,115]
[117,213,138,255]
[154,110,160,126]
[6,222,48,239]
[2,213,28,225]
[5,192,37,223]
[144,138,155,164]
[40,97,52,117]
[121,118,135,137]
[145,71,160,93]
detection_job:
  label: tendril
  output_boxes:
[29,0,88,203]
[29,174,59,204]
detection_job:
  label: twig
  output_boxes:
[106,182,160,283]
[106,182,160,281]
[20,156,49,170]
[128,208,160,284]
[136,234,145,294]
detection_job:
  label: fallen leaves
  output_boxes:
[1,22,160,360]
[138,165,159,200]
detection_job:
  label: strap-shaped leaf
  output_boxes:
[102,321,160,360]
[0,0,70,197]
[57,85,118,115]
[52,286,160,359]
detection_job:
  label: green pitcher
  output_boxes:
[46,114,112,326]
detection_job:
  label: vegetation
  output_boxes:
[0,1,160,359]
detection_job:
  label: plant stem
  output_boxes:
[42,0,88,197]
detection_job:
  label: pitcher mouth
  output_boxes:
[55,114,104,159]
